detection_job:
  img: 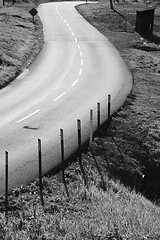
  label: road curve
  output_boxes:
[0,2,132,194]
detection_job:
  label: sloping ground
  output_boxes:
[0,163,160,239]
[0,0,43,88]
[0,0,160,239]
[76,0,160,201]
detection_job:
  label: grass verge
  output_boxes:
[76,0,160,201]
[0,0,160,239]
[0,0,43,88]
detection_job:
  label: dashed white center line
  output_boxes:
[54,10,84,94]
[17,109,41,123]
[53,92,66,102]
[15,6,85,125]
[79,68,82,75]
[71,79,78,87]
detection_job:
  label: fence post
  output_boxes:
[90,109,93,145]
[108,94,111,128]
[77,119,87,187]
[5,151,8,216]
[97,102,100,128]
[60,129,69,197]
[38,139,44,206]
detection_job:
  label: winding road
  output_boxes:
[0,2,132,194]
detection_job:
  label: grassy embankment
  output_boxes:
[0,0,43,88]
[0,0,160,239]
[76,0,160,200]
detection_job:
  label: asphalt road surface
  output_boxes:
[0,2,132,194]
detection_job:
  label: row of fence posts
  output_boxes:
[3,95,111,212]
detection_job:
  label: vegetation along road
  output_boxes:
[0,0,160,239]
[0,1,131,194]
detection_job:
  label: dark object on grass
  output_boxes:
[135,7,155,35]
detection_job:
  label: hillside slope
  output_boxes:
[0,0,160,239]
[76,0,160,201]
[0,0,43,88]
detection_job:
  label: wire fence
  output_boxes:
[2,93,156,214]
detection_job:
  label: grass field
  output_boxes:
[0,0,160,239]
[0,0,43,88]
[1,159,160,239]
[76,0,160,201]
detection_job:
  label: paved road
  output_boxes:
[0,2,132,194]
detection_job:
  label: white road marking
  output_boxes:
[17,109,40,123]
[71,79,78,86]
[53,92,66,102]
[79,68,82,75]
[52,11,84,97]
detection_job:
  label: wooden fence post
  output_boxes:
[90,109,93,145]
[108,94,111,128]
[60,129,69,197]
[97,102,100,128]
[5,151,8,216]
[77,119,87,187]
[38,139,44,206]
